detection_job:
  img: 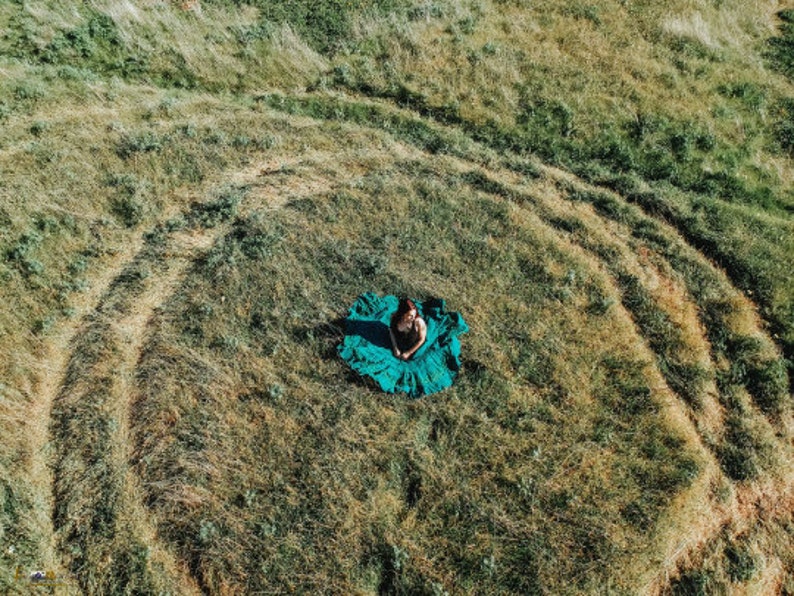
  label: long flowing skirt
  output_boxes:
[337,292,469,398]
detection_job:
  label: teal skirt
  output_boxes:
[337,292,469,398]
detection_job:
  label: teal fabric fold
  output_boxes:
[337,292,469,398]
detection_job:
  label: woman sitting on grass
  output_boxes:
[389,298,427,361]
[338,292,468,397]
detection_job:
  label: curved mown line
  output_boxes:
[126,149,407,592]
[47,147,361,592]
[458,162,794,593]
[256,94,792,592]
[50,229,204,594]
[459,161,788,416]
[15,233,153,595]
[651,483,794,595]
[260,90,790,416]
[460,175,791,594]
[45,184,271,591]
[41,90,792,592]
[416,158,723,427]
[554,180,789,417]
[428,150,787,434]
[456,168,716,409]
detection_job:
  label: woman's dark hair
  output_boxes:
[391,297,417,331]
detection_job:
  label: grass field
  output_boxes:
[0,1,792,594]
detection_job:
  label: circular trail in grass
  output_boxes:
[130,160,706,594]
[42,106,792,593]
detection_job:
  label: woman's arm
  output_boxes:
[400,318,427,360]
[388,327,402,357]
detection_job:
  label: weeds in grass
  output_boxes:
[561,3,601,26]
[716,81,767,114]
[5,7,199,86]
[186,187,246,229]
[4,231,44,278]
[108,198,142,232]
[765,10,794,82]
[116,131,164,160]
[773,97,794,156]
[669,569,722,596]
[664,519,793,596]
[12,82,46,104]
[724,541,756,582]
[245,0,354,54]
[717,411,767,481]
[329,65,779,218]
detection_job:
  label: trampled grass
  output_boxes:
[0,0,792,593]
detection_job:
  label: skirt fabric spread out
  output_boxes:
[337,292,469,398]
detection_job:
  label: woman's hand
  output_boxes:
[399,353,410,361]
[393,348,402,358]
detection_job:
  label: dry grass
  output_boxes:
[0,0,792,593]
[339,0,788,126]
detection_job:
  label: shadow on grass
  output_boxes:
[292,317,346,355]
[336,319,392,393]
[461,358,487,376]
[290,317,386,393]
[344,319,391,350]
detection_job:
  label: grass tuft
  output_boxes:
[186,187,246,229]
[766,10,794,82]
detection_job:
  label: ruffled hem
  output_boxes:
[337,292,469,398]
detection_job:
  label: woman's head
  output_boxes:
[393,297,417,324]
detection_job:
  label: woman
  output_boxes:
[338,292,468,397]
[389,298,427,361]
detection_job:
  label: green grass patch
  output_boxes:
[4,8,201,88]
[211,0,407,55]
[186,186,246,229]
[261,92,474,158]
[766,10,794,83]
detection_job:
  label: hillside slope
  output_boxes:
[0,1,792,593]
